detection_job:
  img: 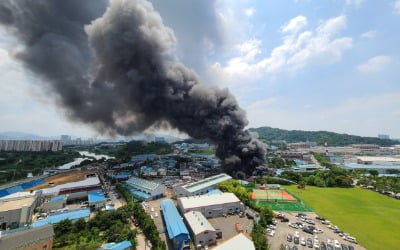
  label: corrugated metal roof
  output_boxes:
[126,177,161,191]
[32,208,90,227]
[88,190,106,203]
[101,240,132,249]
[50,195,67,202]
[179,193,240,210]
[184,211,215,235]
[41,177,100,195]
[160,199,190,239]
[182,174,231,193]
[212,233,255,250]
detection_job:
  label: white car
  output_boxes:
[300,237,306,246]
[294,231,300,237]
[154,212,158,218]
[268,230,275,237]
[334,240,340,249]
[151,207,155,212]
[322,220,331,225]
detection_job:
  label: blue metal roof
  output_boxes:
[160,199,190,240]
[342,164,400,170]
[101,240,132,250]
[32,208,90,227]
[50,195,67,202]
[207,189,222,195]
[88,190,106,203]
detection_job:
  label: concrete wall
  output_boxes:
[179,202,243,218]
[193,231,217,247]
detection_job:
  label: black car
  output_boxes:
[281,218,290,222]
[294,237,299,245]
[293,245,298,250]
[341,244,349,250]
[348,246,355,250]
[303,228,314,235]
[320,242,327,250]
[316,216,325,220]
[307,238,313,248]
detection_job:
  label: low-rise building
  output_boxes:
[173,174,232,198]
[212,233,255,250]
[42,195,67,212]
[100,240,132,250]
[184,211,216,248]
[0,191,41,229]
[178,193,243,218]
[0,224,54,250]
[125,177,165,201]
[160,199,190,250]
[88,190,106,209]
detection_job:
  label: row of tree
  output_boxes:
[116,184,166,250]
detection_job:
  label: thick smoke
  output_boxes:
[0,0,266,176]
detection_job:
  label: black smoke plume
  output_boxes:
[0,0,266,177]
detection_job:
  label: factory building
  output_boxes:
[88,190,106,209]
[41,176,102,196]
[0,191,41,229]
[212,233,255,250]
[160,199,190,250]
[177,193,244,218]
[42,195,67,212]
[173,174,232,198]
[184,211,217,248]
[0,224,54,250]
[125,177,165,201]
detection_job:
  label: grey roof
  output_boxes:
[126,177,161,191]
[0,224,54,249]
[182,174,231,193]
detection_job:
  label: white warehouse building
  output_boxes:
[173,174,231,198]
[184,211,217,248]
[178,193,244,218]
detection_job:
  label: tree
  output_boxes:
[369,170,379,177]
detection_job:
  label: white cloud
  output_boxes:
[281,16,307,34]
[395,0,400,14]
[243,8,255,17]
[356,55,392,73]
[345,0,364,7]
[209,15,352,80]
[361,30,377,39]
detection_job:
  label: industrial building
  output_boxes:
[88,190,106,209]
[177,193,244,218]
[160,199,190,250]
[32,208,90,227]
[0,191,41,229]
[0,178,45,198]
[125,177,165,201]
[173,174,232,198]
[41,176,102,196]
[184,211,217,248]
[100,240,132,250]
[212,233,255,250]
[0,224,54,250]
[42,195,67,212]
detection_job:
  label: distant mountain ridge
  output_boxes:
[249,127,398,147]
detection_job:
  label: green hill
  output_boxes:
[249,126,398,146]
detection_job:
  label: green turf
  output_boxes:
[252,189,312,212]
[285,185,400,250]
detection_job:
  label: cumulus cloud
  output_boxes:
[345,0,364,7]
[210,15,352,79]
[356,56,392,73]
[395,0,400,14]
[361,30,377,39]
[244,8,255,17]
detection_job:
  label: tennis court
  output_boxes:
[251,189,297,202]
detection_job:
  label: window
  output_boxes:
[43,245,47,250]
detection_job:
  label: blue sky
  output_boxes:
[0,0,400,138]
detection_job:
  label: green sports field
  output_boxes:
[286,185,400,250]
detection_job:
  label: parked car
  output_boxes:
[322,220,331,225]
[301,237,306,246]
[348,246,354,250]
[275,213,285,219]
[320,242,327,250]
[307,237,313,248]
[287,234,293,242]
[154,212,158,218]
[316,216,325,220]
[289,223,298,229]
[334,240,341,250]
[246,212,254,219]
[293,245,298,250]
[285,245,290,250]
[341,244,349,250]
[281,218,289,222]
[294,236,299,245]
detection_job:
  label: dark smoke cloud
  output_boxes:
[0,0,266,176]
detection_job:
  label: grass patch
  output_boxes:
[285,185,400,250]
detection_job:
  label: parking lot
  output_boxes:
[267,212,365,250]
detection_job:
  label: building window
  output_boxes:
[43,245,47,250]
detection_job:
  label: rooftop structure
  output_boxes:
[184,211,215,235]
[125,177,165,201]
[41,176,101,195]
[32,208,90,227]
[100,240,132,250]
[0,196,36,213]
[0,224,54,250]
[160,199,190,250]
[0,178,45,198]
[178,193,240,211]
[126,177,160,191]
[88,190,106,203]
[212,233,255,250]
[173,174,231,198]
[49,195,67,202]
